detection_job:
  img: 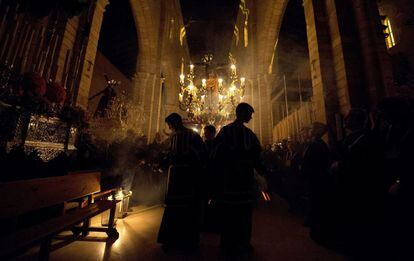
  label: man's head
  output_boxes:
[344,109,368,132]
[154,132,163,143]
[300,126,311,142]
[310,122,327,139]
[203,125,216,141]
[165,113,183,132]
[287,139,293,149]
[236,103,254,123]
[126,129,135,139]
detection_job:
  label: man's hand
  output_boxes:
[254,171,268,192]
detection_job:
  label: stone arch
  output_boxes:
[129,0,159,74]
[255,0,289,74]
[98,0,138,78]
[88,0,139,113]
[128,0,189,141]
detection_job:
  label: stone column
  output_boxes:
[249,78,260,135]
[163,71,180,116]
[74,0,109,108]
[257,74,273,145]
[242,79,254,130]
[132,71,148,137]
[352,0,394,107]
[303,0,339,143]
[147,76,163,143]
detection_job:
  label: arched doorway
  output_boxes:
[88,0,139,140]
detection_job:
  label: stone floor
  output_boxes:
[18,195,347,261]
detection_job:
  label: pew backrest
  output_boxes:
[0,172,101,219]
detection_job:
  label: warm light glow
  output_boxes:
[188,84,196,94]
[261,191,271,201]
[178,55,245,125]
[192,127,199,133]
[384,17,396,49]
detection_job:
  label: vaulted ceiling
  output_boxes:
[180,0,240,64]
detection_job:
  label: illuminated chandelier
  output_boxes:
[178,55,245,126]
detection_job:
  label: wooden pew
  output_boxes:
[0,172,119,260]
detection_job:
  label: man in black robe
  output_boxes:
[301,122,332,244]
[201,124,219,232]
[203,125,216,157]
[213,103,265,253]
[335,109,387,258]
[157,113,204,250]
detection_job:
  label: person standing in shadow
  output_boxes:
[203,125,216,156]
[213,103,265,254]
[157,113,205,251]
[201,124,219,232]
[334,109,387,258]
[301,122,332,245]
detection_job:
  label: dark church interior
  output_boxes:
[0,0,413,260]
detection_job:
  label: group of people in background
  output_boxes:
[262,96,413,260]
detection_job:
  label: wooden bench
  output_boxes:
[0,171,120,260]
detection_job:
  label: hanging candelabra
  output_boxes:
[178,56,245,126]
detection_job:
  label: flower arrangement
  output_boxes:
[60,105,89,128]
[22,72,47,98]
[45,81,66,105]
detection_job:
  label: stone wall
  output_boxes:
[88,51,133,115]
[232,0,394,144]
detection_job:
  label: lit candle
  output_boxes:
[188,83,194,92]
[218,78,223,86]
[190,64,194,72]
[180,74,185,84]
[202,78,206,87]
[231,64,236,73]
[240,77,245,85]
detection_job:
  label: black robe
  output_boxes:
[157,127,204,247]
[301,138,332,242]
[337,130,387,257]
[212,122,263,250]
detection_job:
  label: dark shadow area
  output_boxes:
[98,0,138,78]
